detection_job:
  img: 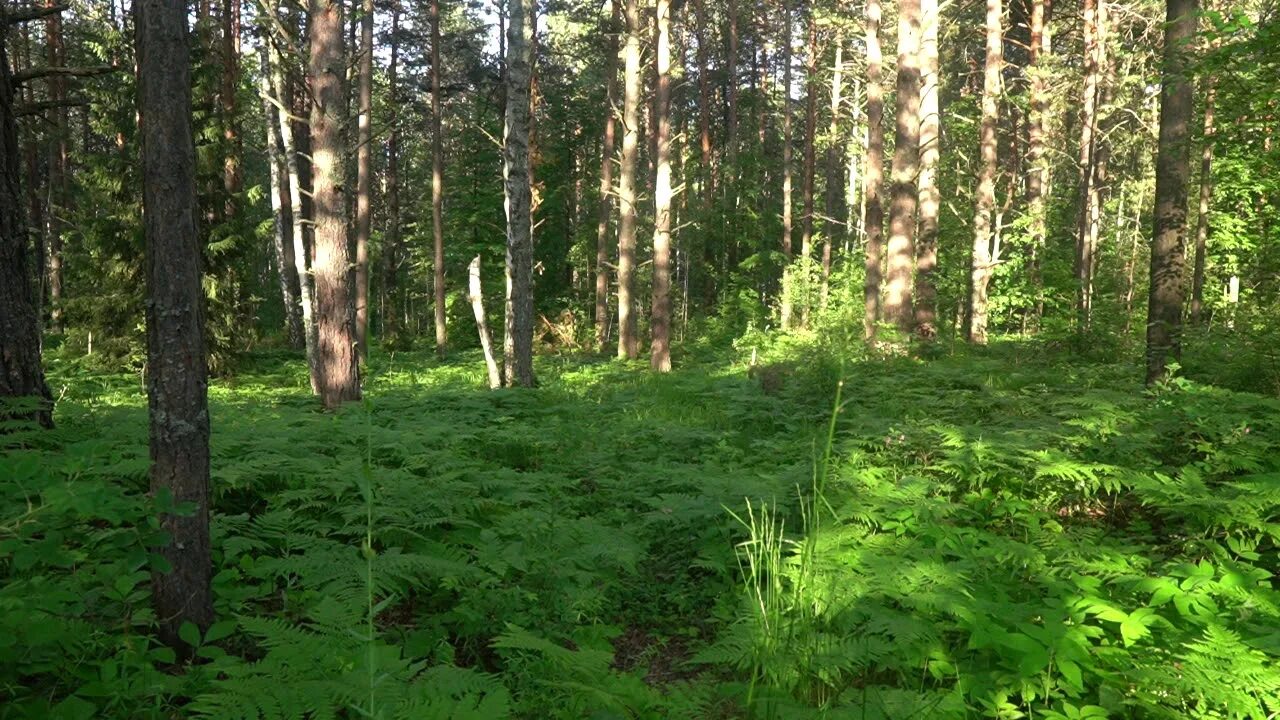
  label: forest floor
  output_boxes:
[3,337,1280,718]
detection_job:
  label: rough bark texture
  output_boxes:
[44,0,66,334]
[1075,0,1101,327]
[967,0,1001,344]
[503,0,535,386]
[0,19,53,429]
[800,14,817,266]
[381,0,402,342]
[593,5,619,353]
[136,0,213,656]
[1026,0,1052,323]
[355,0,373,355]
[862,0,884,339]
[308,0,361,407]
[650,0,673,372]
[884,0,920,333]
[468,256,503,389]
[260,43,303,348]
[821,31,844,306]
[914,0,939,338]
[430,0,447,356]
[1190,76,1215,325]
[1146,0,1197,384]
[615,0,641,361]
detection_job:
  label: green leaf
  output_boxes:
[178,621,202,648]
[203,619,237,644]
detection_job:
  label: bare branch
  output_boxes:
[13,65,118,84]
[4,4,69,24]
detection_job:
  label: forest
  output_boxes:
[1,0,1279,716]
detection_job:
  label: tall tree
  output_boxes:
[862,0,885,338]
[1145,0,1197,384]
[883,0,920,333]
[260,42,304,348]
[800,12,817,273]
[615,0,641,360]
[821,28,845,305]
[914,0,940,338]
[593,4,620,352]
[503,0,535,385]
[430,0,447,355]
[1025,0,1052,322]
[381,0,402,342]
[136,0,212,655]
[1189,70,1216,324]
[967,0,1001,344]
[650,0,673,372]
[221,0,242,217]
[308,0,361,407]
[1074,0,1103,327]
[44,0,66,334]
[0,7,53,429]
[778,0,795,328]
[355,0,373,354]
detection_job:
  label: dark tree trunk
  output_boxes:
[593,4,620,353]
[308,0,361,407]
[430,0,447,356]
[136,0,213,657]
[221,0,242,217]
[355,0,373,355]
[381,0,402,342]
[0,18,53,429]
[44,0,66,334]
[1190,75,1215,325]
[1145,0,1197,384]
[503,0,535,385]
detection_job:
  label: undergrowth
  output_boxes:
[2,339,1278,718]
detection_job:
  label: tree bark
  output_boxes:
[136,0,212,657]
[914,0,939,338]
[593,4,620,352]
[430,0,447,356]
[1074,0,1101,328]
[1026,0,1052,324]
[778,0,795,328]
[221,0,242,218]
[308,0,360,407]
[354,0,372,355]
[821,30,844,307]
[44,0,65,334]
[862,0,884,339]
[260,43,304,348]
[967,0,1001,344]
[650,0,673,372]
[884,0,920,333]
[615,0,641,360]
[1145,0,1197,384]
[381,0,402,342]
[468,256,503,389]
[503,0,535,385]
[800,12,817,267]
[0,15,53,429]
[1190,75,1215,325]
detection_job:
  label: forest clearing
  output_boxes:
[2,0,1279,716]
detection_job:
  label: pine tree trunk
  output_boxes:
[136,0,212,657]
[503,0,536,385]
[260,43,304,348]
[779,0,795,328]
[821,30,844,307]
[430,0,447,356]
[308,0,361,407]
[914,0,940,338]
[269,5,319,387]
[1075,0,1100,328]
[593,4,620,353]
[1026,0,1052,325]
[1190,76,1215,325]
[381,0,402,342]
[650,0,673,372]
[0,21,53,429]
[967,0,1001,344]
[862,0,885,339]
[884,0,920,333]
[355,0,373,355]
[800,14,817,267]
[1145,0,1198,384]
[615,0,641,360]
[221,0,242,217]
[44,0,65,334]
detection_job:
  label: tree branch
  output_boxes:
[13,65,118,84]
[4,4,69,24]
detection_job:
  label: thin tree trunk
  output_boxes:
[1190,75,1215,324]
[260,44,304,348]
[615,0,641,360]
[651,0,673,372]
[309,0,361,407]
[136,0,212,657]
[1145,0,1197,384]
[967,0,1001,344]
[44,0,65,334]
[354,0,372,355]
[1075,0,1100,328]
[468,256,503,388]
[914,0,940,338]
[800,13,817,266]
[381,0,402,342]
[821,30,844,307]
[594,5,620,352]
[862,0,885,339]
[222,0,242,217]
[430,0,447,355]
[503,0,535,386]
[1026,0,1052,325]
[779,0,794,328]
[884,0,920,333]
[0,18,53,429]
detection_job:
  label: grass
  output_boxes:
[3,337,1279,718]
